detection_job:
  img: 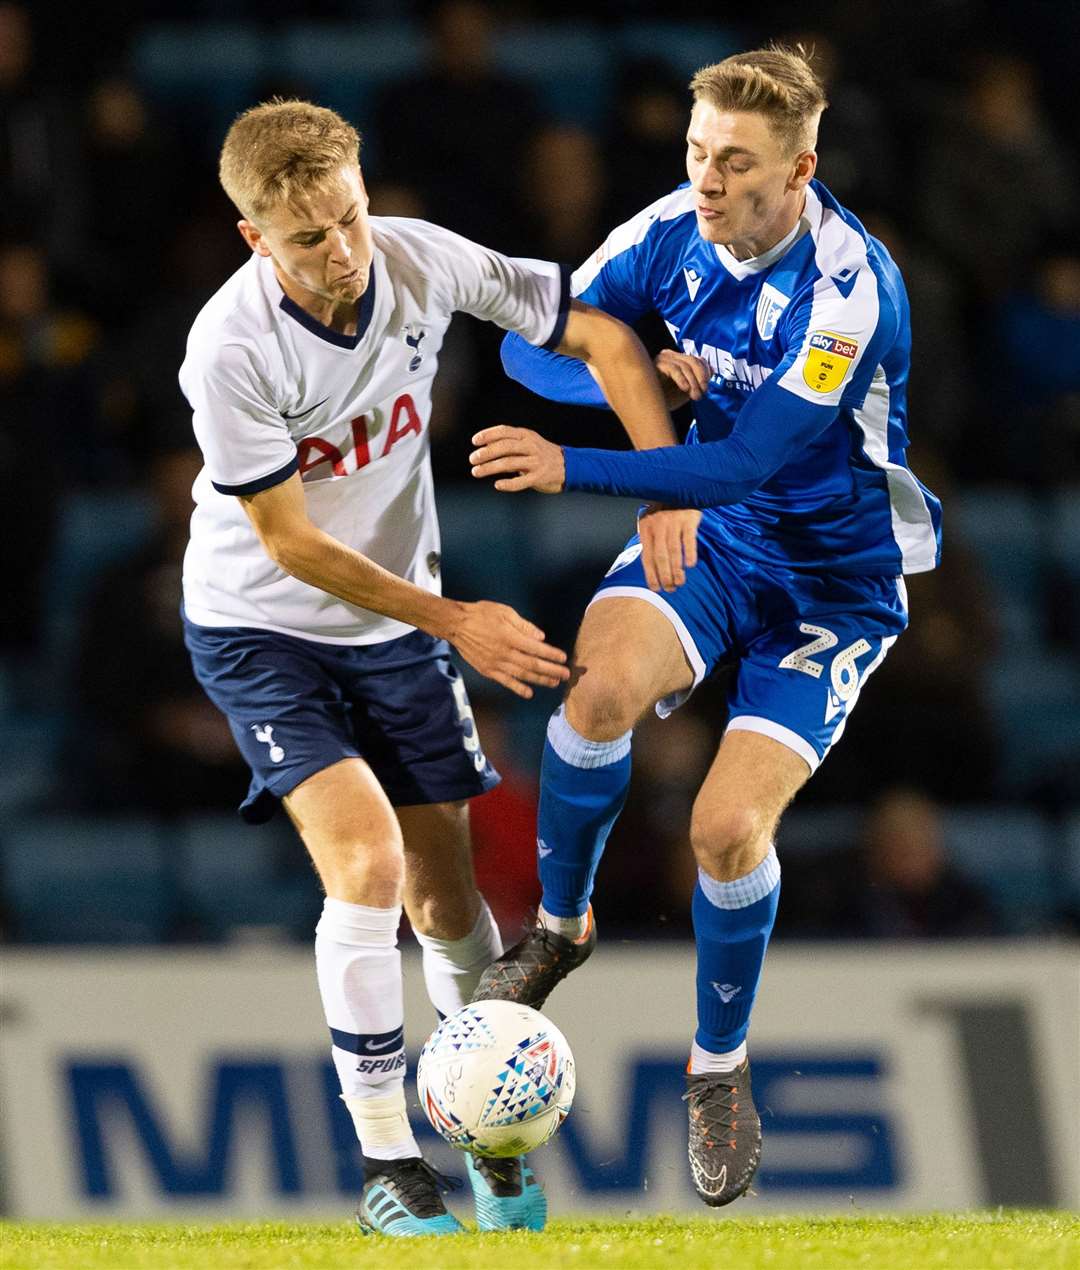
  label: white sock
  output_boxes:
[689,1038,747,1074]
[315,897,419,1160]
[342,1089,414,1164]
[413,898,503,1017]
[539,902,591,942]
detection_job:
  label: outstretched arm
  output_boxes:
[550,300,679,450]
[502,330,711,413]
[561,380,836,506]
[510,301,705,591]
[471,375,837,508]
[241,474,569,699]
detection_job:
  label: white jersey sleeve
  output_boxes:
[180,338,297,495]
[379,218,570,349]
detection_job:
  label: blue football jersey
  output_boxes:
[505,180,942,577]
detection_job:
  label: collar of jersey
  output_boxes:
[277,255,378,350]
[710,185,820,280]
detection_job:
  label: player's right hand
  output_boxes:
[447,601,570,699]
[638,503,701,592]
[655,349,710,408]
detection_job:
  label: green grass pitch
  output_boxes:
[3,1214,1076,1270]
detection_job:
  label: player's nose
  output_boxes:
[328,228,352,261]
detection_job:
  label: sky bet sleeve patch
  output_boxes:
[802,331,860,394]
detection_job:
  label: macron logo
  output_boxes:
[537,839,553,858]
[712,982,740,1003]
[830,267,859,299]
[684,267,703,302]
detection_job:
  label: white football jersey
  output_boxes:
[180,218,568,643]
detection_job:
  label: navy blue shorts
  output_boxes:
[183,619,499,823]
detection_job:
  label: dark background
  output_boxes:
[2,0,1078,946]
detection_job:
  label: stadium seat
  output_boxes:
[1049,488,1080,579]
[985,651,1080,792]
[617,23,741,79]
[494,25,612,127]
[276,22,426,158]
[1048,490,1080,648]
[774,806,860,858]
[42,490,155,710]
[0,817,172,943]
[177,815,320,939]
[0,715,62,815]
[525,493,641,572]
[436,487,533,612]
[941,809,1054,934]
[131,24,266,149]
[949,489,1046,645]
[1063,811,1080,916]
[48,490,155,606]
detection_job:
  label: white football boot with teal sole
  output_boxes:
[466,1154,547,1231]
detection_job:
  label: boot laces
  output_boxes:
[373,1158,462,1216]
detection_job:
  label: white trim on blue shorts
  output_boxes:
[586,585,705,718]
[725,716,820,773]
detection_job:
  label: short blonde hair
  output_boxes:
[690,45,828,156]
[219,99,362,222]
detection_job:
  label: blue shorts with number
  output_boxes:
[591,515,909,773]
[183,619,499,822]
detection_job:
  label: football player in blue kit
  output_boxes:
[180,100,683,1236]
[468,46,941,1207]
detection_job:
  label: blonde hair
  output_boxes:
[689,45,828,156]
[218,99,362,222]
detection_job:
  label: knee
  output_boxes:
[409,889,480,940]
[322,834,405,906]
[564,670,638,741]
[689,802,768,879]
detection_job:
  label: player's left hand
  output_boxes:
[469,426,565,493]
[637,503,701,592]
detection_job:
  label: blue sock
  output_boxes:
[536,707,632,919]
[692,848,781,1053]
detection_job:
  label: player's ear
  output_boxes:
[789,150,817,191]
[238,219,271,257]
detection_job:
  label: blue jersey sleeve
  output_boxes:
[500,333,609,409]
[562,276,902,506]
[499,192,679,411]
[562,377,838,505]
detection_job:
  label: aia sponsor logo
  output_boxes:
[296,392,423,480]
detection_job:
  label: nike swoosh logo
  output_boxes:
[697,1162,728,1194]
[281,397,329,420]
[830,271,859,299]
[365,1034,403,1052]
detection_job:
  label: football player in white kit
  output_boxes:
[179,100,681,1236]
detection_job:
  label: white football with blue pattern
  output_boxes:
[417,1000,576,1158]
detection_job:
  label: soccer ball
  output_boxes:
[416,1000,576,1158]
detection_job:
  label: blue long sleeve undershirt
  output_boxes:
[501,331,838,507]
[502,331,609,408]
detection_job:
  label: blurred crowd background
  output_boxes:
[2,0,1078,948]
